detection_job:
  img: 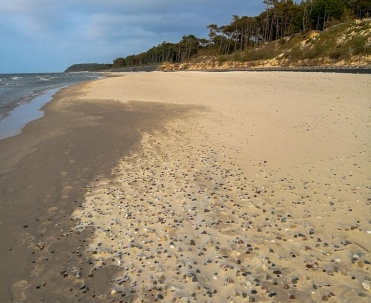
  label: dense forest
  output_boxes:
[65,63,112,72]
[112,0,371,68]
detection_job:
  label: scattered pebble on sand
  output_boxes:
[71,116,371,303]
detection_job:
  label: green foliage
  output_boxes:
[217,56,228,63]
[329,48,348,60]
[306,44,327,59]
[245,48,277,61]
[212,17,371,65]
[310,0,349,30]
[348,0,371,18]
[349,36,368,55]
[65,63,112,72]
[109,0,370,68]
[113,57,126,67]
[289,46,305,61]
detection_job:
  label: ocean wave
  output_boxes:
[0,73,101,124]
[37,76,57,82]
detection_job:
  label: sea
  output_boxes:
[0,73,102,139]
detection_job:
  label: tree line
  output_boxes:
[113,0,371,67]
[65,63,112,72]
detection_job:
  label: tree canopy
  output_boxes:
[115,0,370,67]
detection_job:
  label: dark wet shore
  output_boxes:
[0,82,193,302]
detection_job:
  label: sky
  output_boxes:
[0,0,267,73]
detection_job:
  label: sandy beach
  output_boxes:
[0,71,370,303]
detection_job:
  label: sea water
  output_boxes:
[0,73,101,139]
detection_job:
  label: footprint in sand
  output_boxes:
[16,233,34,246]
[11,280,29,302]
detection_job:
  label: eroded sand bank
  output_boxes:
[2,71,370,302]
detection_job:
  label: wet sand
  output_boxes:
[0,72,370,302]
[0,81,197,302]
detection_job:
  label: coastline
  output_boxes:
[0,72,370,302]
[0,80,197,302]
[0,73,102,123]
[0,88,62,140]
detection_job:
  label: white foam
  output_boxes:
[38,77,50,81]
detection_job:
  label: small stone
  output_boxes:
[361,281,370,291]
[306,264,313,269]
[322,295,329,301]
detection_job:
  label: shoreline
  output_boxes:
[0,72,370,302]
[0,88,61,140]
[0,73,102,124]
[0,80,197,302]
[1,66,369,141]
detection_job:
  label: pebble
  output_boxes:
[68,117,371,303]
[361,281,370,291]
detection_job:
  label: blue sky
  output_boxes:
[0,0,266,73]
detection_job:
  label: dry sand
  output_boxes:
[1,71,370,303]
